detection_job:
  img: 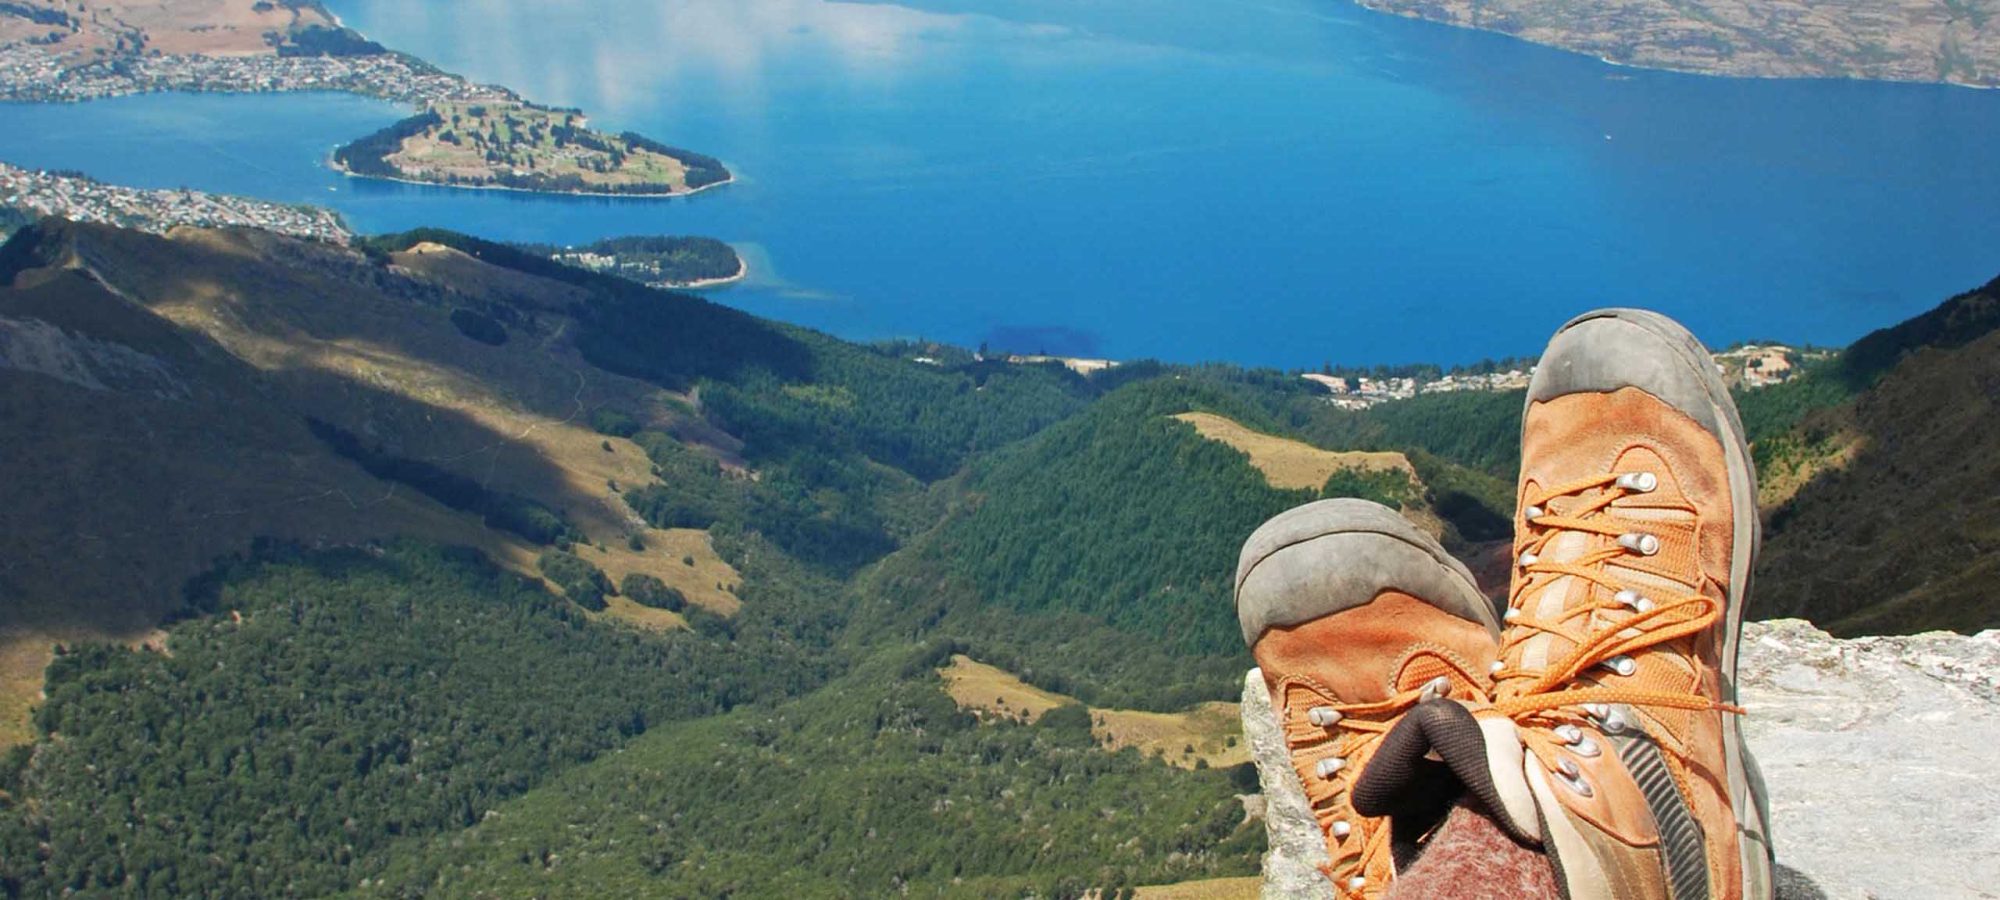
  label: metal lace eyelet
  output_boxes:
[1307,706,1343,727]
[1613,589,1655,613]
[1615,471,1659,493]
[1555,757,1594,797]
[1617,532,1661,556]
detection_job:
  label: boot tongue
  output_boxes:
[1511,525,1595,692]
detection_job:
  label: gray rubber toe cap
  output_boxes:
[1234,499,1496,647]
[1526,308,1735,437]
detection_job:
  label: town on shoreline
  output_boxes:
[1,162,350,244]
[0,44,509,107]
[984,343,1818,406]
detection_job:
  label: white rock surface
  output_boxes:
[1241,620,2000,899]
[1240,667,1338,900]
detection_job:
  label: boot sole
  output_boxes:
[1541,308,1775,900]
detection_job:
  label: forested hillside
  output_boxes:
[0,217,1245,895]
[1750,276,2000,634]
[2,215,1995,896]
[362,645,1261,898]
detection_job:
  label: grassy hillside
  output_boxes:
[940,655,1250,770]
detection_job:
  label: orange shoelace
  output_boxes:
[1491,473,1742,773]
[1282,679,1451,899]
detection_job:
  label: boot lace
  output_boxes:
[1490,472,1741,790]
[1279,674,1459,899]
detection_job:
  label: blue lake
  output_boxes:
[3,0,1999,366]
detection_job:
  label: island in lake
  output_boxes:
[0,1,728,196]
[333,101,730,196]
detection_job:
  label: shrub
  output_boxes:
[620,574,687,612]
[449,308,508,346]
[537,550,612,611]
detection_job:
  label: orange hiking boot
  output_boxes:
[1236,499,1500,898]
[1490,309,1775,900]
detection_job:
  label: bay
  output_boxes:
[3,0,1997,366]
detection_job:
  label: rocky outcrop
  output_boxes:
[1240,664,1337,900]
[1242,620,2000,898]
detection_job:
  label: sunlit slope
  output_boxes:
[1172,411,1413,491]
[940,654,1250,769]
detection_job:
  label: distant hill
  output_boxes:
[1355,0,2000,87]
[0,0,353,60]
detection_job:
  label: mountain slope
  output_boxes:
[0,217,1096,750]
[1751,326,2000,635]
[0,220,720,637]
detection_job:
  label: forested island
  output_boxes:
[332,101,731,196]
[526,235,745,289]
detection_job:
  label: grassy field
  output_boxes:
[1173,411,1413,491]
[575,526,742,619]
[940,655,1250,769]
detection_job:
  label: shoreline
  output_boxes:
[1353,4,1996,90]
[657,256,748,291]
[328,157,736,199]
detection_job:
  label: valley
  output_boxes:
[1,204,1996,895]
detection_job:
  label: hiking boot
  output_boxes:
[1236,499,1500,898]
[1491,309,1775,900]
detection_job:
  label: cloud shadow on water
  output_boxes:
[981,324,1101,357]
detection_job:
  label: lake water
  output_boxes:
[3,0,1999,366]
